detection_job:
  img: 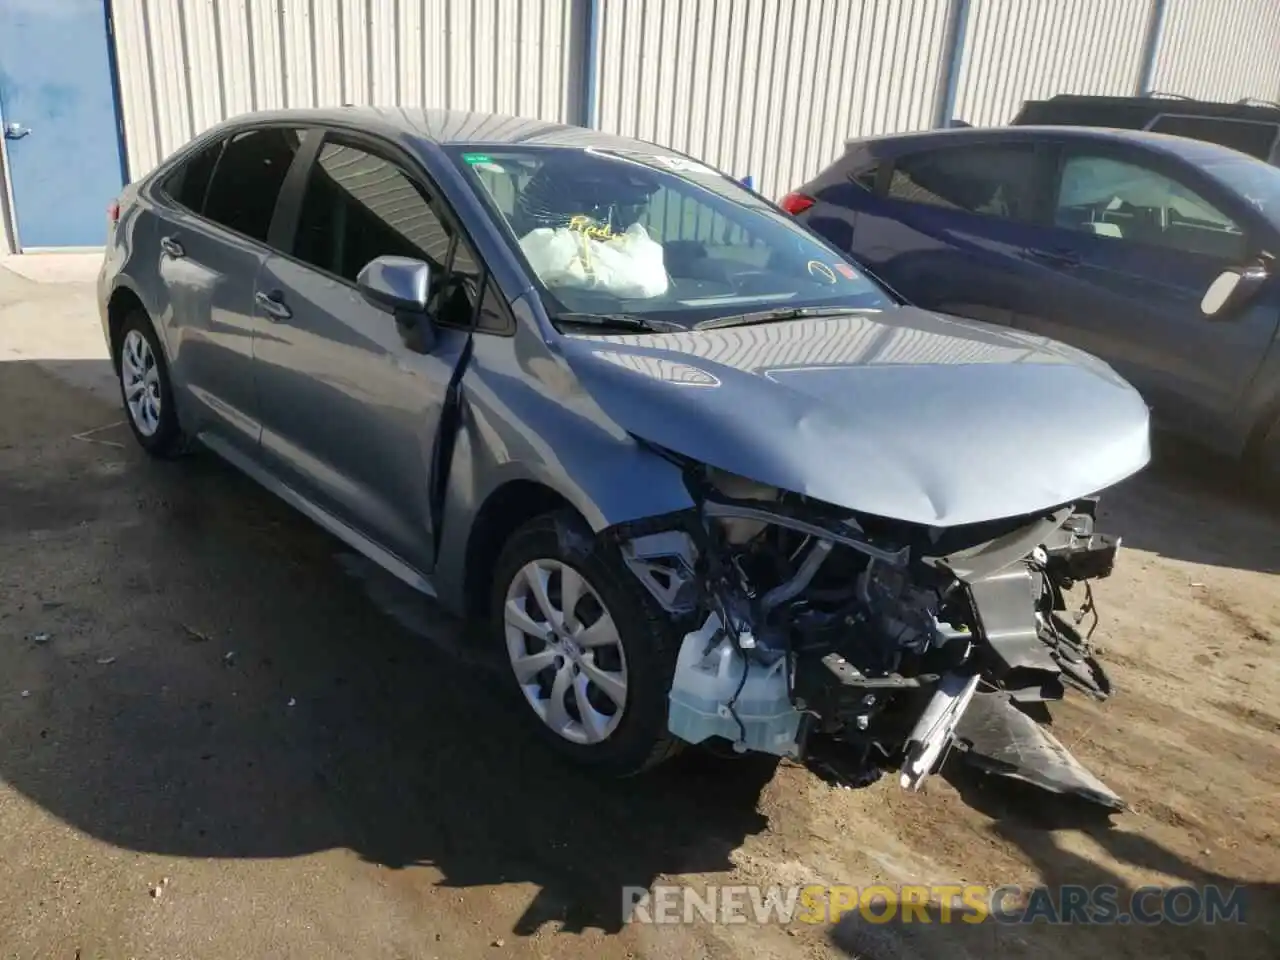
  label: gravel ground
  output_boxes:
[1,264,1276,959]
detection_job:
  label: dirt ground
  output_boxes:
[0,264,1277,959]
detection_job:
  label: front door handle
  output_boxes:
[1023,247,1082,268]
[255,290,292,321]
[2,122,30,140]
[159,235,185,258]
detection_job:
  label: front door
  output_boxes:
[253,136,477,573]
[1023,144,1280,443]
[0,0,125,248]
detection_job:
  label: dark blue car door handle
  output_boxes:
[1023,247,1082,268]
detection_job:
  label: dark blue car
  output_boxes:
[786,126,1280,470]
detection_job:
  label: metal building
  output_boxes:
[4,0,1280,254]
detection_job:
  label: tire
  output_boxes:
[490,509,683,776]
[116,310,186,458]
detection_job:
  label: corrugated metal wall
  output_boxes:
[592,0,952,200]
[951,0,1152,127]
[109,0,583,178]
[1150,0,1280,103]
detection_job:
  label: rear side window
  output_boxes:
[888,144,1042,222]
[203,128,305,242]
[1148,114,1280,161]
[163,139,223,213]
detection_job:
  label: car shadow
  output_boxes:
[1095,436,1280,575]
[0,358,772,936]
[821,762,1278,959]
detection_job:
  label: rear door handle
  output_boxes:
[159,236,185,258]
[1023,247,1081,268]
[255,290,292,321]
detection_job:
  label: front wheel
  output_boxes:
[490,510,682,776]
[116,310,186,457]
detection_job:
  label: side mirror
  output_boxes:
[357,255,431,314]
[1201,263,1268,319]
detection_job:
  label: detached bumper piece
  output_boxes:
[953,692,1125,810]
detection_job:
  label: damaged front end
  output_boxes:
[608,461,1125,809]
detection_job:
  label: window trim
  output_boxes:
[881,140,1055,226]
[271,126,516,337]
[1044,140,1260,263]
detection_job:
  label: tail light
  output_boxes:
[107,200,121,227]
[779,192,815,215]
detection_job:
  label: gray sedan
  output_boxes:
[99,109,1148,802]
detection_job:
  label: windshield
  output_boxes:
[447,145,893,330]
[1200,154,1280,221]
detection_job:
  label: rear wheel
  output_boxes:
[116,310,186,457]
[490,510,682,776]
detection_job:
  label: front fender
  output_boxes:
[428,315,695,613]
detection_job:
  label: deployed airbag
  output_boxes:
[519,222,669,299]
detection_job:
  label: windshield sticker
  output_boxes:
[648,156,721,177]
[586,147,722,178]
[834,263,858,279]
[806,260,838,284]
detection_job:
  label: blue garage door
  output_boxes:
[0,0,125,249]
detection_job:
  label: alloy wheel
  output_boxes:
[503,558,629,744]
[120,329,162,437]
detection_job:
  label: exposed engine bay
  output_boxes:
[609,459,1126,808]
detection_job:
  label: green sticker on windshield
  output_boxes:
[462,153,493,164]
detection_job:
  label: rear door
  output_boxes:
[848,141,1060,329]
[1023,140,1278,441]
[154,126,310,455]
[252,133,483,573]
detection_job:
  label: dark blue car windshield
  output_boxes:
[1201,153,1280,221]
[447,145,893,329]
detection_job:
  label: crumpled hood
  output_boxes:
[556,307,1151,527]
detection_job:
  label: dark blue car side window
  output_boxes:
[1053,154,1247,261]
[888,144,1042,223]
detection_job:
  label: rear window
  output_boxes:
[1148,114,1280,160]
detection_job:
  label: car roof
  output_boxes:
[204,106,681,154]
[848,124,1256,164]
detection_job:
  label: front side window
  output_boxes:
[1054,154,1246,260]
[449,146,891,330]
[292,140,481,329]
[888,144,1042,222]
[203,127,305,242]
